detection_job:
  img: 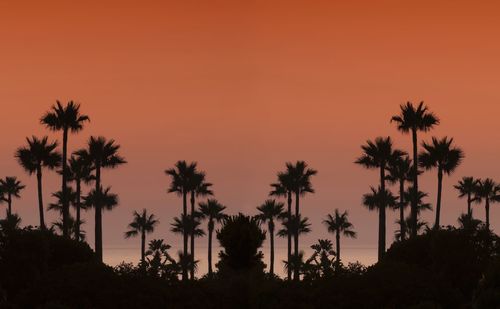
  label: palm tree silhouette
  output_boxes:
[165,160,196,280]
[41,101,89,238]
[0,177,25,216]
[362,186,397,261]
[454,177,480,217]
[285,161,317,280]
[356,137,404,260]
[419,137,464,229]
[171,213,204,278]
[323,209,356,268]
[391,102,439,238]
[474,178,500,229]
[75,136,126,262]
[386,156,414,240]
[67,155,94,241]
[48,188,77,214]
[51,216,86,240]
[15,136,61,229]
[199,199,226,277]
[125,209,159,264]
[270,170,294,280]
[257,199,284,276]
[278,215,310,279]
[457,213,483,232]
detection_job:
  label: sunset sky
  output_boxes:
[1,1,500,268]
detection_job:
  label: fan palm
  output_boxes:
[257,199,284,276]
[0,177,25,216]
[454,177,480,217]
[474,178,500,229]
[199,199,226,277]
[419,137,464,229]
[356,136,404,260]
[41,101,89,237]
[324,209,356,268]
[391,102,439,238]
[15,136,61,229]
[125,209,159,264]
[75,136,126,262]
[170,213,204,278]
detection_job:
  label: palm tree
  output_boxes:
[125,209,159,264]
[41,101,89,237]
[278,214,311,279]
[0,177,25,216]
[474,178,500,229]
[75,136,126,262]
[391,102,439,238]
[51,216,86,240]
[419,137,464,229]
[165,160,196,280]
[457,213,483,232]
[454,177,480,217]
[170,213,204,277]
[67,155,94,241]
[270,170,294,280]
[48,188,77,214]
[386,156,414,240]
[256,199,284,276]
[362,186,397,261]
[15,136,61,229]
[199,199,226,277]
[355,137,404,260]
[285,161,317,280]
[323,209,356,268]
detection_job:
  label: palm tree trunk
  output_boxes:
[62,128,69,238]
[486,198,490,230]
[141,230,146,264]
[182,191,188,281]
[287,191,292,280]
[294,191,300,281]
[378,165,386,261]
[434,168,443,229]
[270,221,275,276]
[336,228,340,269]
[36,166,45,230]
[399,179,405,240]
[467,192,472,217]
[75,179,81,241]
[190,191,195,280]
[7,193,12,217]
[208,224,213,277]
[95,164,103,262]
[411,128,418,238]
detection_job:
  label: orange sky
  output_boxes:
[1,0,500,265]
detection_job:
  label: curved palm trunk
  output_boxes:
[399,179,406,240]
[485,198,490,230]
[434,168,443,229]
[294,191,300,281]
[36,166,46,230]
[208,222,213,277]
[269,221,275,276]
[286,191,292,280]
[182,191,188,281]
[411,129,418,238]
[335,228,340,270]
[75,179,81,241]
[95,164,103,262]
[378,165,386,261]
[141,230,146,264]
[190,191,195,280]
[62,128,69,238]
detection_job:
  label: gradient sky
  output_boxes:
[1,0,500,267]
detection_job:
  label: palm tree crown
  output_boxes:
[474,178,500,229]
[0,177,25,216]
[125,209,159,264]
[257,199,284,276]
[454,177,480,217]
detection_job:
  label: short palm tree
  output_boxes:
[0,177,25,216]
[51,216,86,240]
[41,101,89,237]
[199,199,226,277]
[391,102,439,238]
[457,213,483,232]
[278,215,311,279]
[75,136,126,262]
[323,209,356,268]
[419,137,464,229]
[171,214,204,278]
[356,136,404,260]
[256,199,284,276]
[125,209,159,264]
[15,136,61,229]
[285,161,317,280]
[454,177,480,217]
[474,178,500,229]
[362,186,397,261]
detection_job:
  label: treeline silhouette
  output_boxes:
[0,101,500,308]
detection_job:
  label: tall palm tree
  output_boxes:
[355,137,404,260]
[256,199,284,276]
[15,136,61,229]
[454,177,480,217]
[419,137,464,229]
[165,160,196,280]
[285,161,317,280]
[362,186,397,261]
[75,136,126,262]
[199,199,226,277]
[391,102,439,238]
[323,209,356,268]
[188,169,213,279]
[474,178,500,229]
[67,155,94,241]
[0,177,25,216]
[41,101,89,237]
[125,209,159,264]
[270,170,294,280]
